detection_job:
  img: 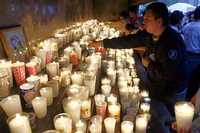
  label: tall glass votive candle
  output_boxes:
[175,102,194,133]
[7,113,32,133]
[108,103,121,122]
[75,119,87,133]
[12,61,25,86]
[135,114,148,133]
[0,95,22,117]
[121,121,134,133]
[54,113,72,133]
[63,98,81,124]
[104,117,116,133]
[32,96,47,118]
[39,87,53,106]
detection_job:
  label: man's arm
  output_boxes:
[103,30,152,49]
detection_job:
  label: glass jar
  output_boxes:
[0,70,10,99]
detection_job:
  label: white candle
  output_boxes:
[48,78,60,97]
[39,74,48,84]
[133,78,140,86]
[26,75,40,91]
[63,98,81,124]
[135,114,148,133]
[71,72,83,85]
[46,62,59,78]
[39,87,53,106]
[175,102,194,132]
[0,60,13,87]
[121,121,133,133]
[75,119,87,133]
[94,94,105,105]
[54,113,72,133]
[101,78,111,86]
[119,87,129,100]
[104,117,116,133]
[7,113,32,133]
[107,69,116,86]
[0,95,22,116]
[101,85,112,96]
[32,97,47,118]
[140,103,150,113]
[81,99,91,119]
[140,90,149,98]
[108,103,121,121]
[84,73,96,96]
[90,115,103,133]
[107,94,117,105]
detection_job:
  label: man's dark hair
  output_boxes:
[170,10,184,25]
[128,5,139,14]
[194,6,200,20]
[145,2,169,26]
[119,10,129,18]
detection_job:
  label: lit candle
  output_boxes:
[26,75,40,91]
[107,94,117,105]
[71,72,83,85]
[32,97,47,118]
[81,99,91,119]
[95,94,105,104]
[104,117,116,133]
[135,114,148,133]
[48,77,60,97]
[39,87,53,106]
[101,78,111,86]
[60,70,71,87]
[108,103,121,122]
[101,84,112,96]
[119,87,129,101]
[95,101,107,118]
[39,74,48,84]
[46,62,59,78]
[121,121,134,133]
[90,115,103,133]
[26,62,37,76]
[140,103,150,113]
[140,90,149,98]
[83,72,96,96]
[12,61,25,86]
[7,113,32,133]
[54,113,72,133]
[133,78,140,86]
[63,98,81,124]
[107,69,116,86]
[75,119,87,133]
[0,60,13,87]
[0,95,22,116]
[175,102,194,132]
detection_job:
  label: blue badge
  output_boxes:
[168,49,177,60]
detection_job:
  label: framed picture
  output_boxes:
[0,26,31,62]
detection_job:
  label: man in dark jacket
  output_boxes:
[90,2,187,133]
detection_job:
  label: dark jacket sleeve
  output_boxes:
[103,30,152,49]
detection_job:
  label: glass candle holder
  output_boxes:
[121,121,134,133]
[107,93,117,105]
[12,61,25,86]
[81,99,91,119]
[54,113,72,133]
[0,94,22,117]
[135,114,148,133]
[32,96,47,118]
[104,117,116,133]
[62,98,81,124]
[71,72,83,85]
[7,113,32,133]
[101,84,112,97]
[108,103,121,122]
[175,102,194,133]
[39,87,53,106]
[140,102,150,113]
[75,119,87,133]
[0,70,10,99]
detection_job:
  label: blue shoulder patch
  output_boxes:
[168,49,177,60]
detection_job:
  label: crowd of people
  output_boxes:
[90,2,200,133]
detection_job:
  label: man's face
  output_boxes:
[144,10,161,35]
